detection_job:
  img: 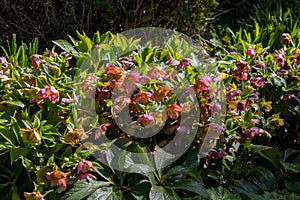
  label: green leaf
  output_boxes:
[249,190,300,200]
[11,184,20,200]
[53,40,79,57]
[282,162,300,173]
[246,167,278,192]
[10,147,29,164]
[162,165,203,183]
[231,180,262,196]
[167,180,208,198]
[87,187,121,200]
[149,186,179,200]
[0,100,25,108]
[284,173,300,195]
[126,164,156,186]
[66,180,111,200]
[248,144,280,169]
[207,186,242,200]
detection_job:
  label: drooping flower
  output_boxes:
[179,58,190,69]
[37,85,60,104]
[64,128,88,145]
[105,64,123,80]
[254,61,266,70]
[118,57,135,68]
[293,52,300,65]
[237,101,247,111]
[30,54,43,70]
[20,128,41,145]
[275,49,285,67]
[166,59,180,67]
[250,77,265,88]
[136,114,155,127]
[147,67,166,80]
[134,91,153,105]
[280,33,291,45]
[121,72,140,94]
[153,86,172,102]
[0,57,8,68]
[246,48,256,57]
[243,127,261,139]
[226,89,242,102]
[233,60,250,82]
[166,103,182,119]
[24,191,45,200]
[46,170,68,193]
[94,123,111,139]
[77,160,97,181]
[77,160,94,174]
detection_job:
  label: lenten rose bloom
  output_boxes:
[46,170,68,193]
[246,48,256,57]
[166,103,182,119]
[275,52,285,67]
[243,127,261,139]
[147,67,166,80]
[293,52,300,65]
[95,123,111,139]
[105,64,123,80]
[153,86,172,102]
[24,191,45,200]
[77,160,94,174]
[179,58,190,69]
[280,33,291,45]
[136,114,155,127]
[250,77,265,88]
[38,85,60,104]
[134,91,153,105]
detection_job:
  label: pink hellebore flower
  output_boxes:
[243,127,261,139]
[250,77,265,88]
[77,160,94,174]
[77,160,97,181]
[166,103,182,119]
[134,91,153,105]
[136,114,155,127]
[293,52,300,65]
[46,170,68,193]
[0,57,8,68]
[24,191,45,200]
[95,123,111,139]
[30,54,43,71]
[280,33,291,45]
[38,86,60,104]
[147,67,166,80]
[275,53,285,67]
[246,48,256,57]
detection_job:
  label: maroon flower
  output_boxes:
[275,50,285,67]
[118,57,135,67]
[134,91,153,105]
[250,77,265,88]
[226,89,242,101]
[136,114,155,127]
[246,48,256,57]
[293,52,300,65]
[166,103,182,119]
[179,58,190,69]
[121,72,140,94]
[243,127,261,139]
[237,101,247,111]
[254,61,266,70]
[46,170,68,193]
[280,33,291,45]
[30,54,43,73]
